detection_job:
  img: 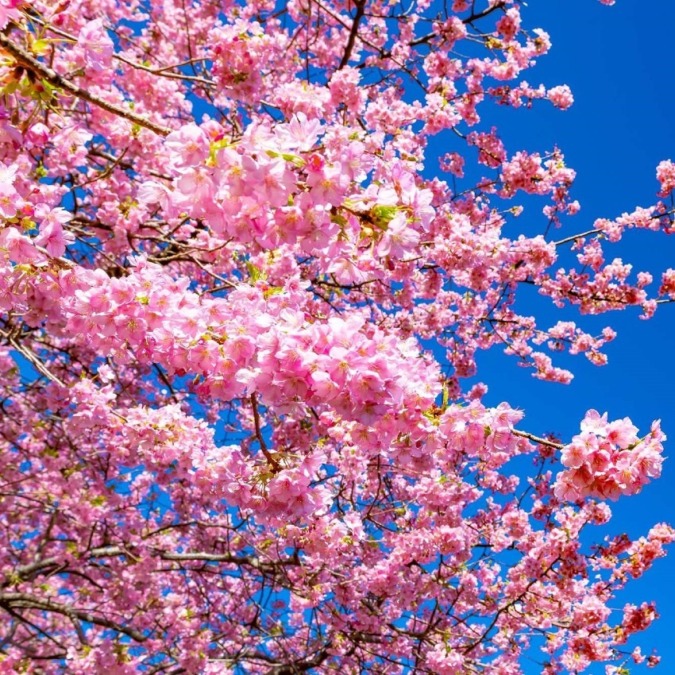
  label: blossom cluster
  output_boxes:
[555,410,665,501]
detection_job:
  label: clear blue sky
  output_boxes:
[452,0,675,668]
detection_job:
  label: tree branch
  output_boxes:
[0,592,148,642]
[338,0,366,69]
[2,334,65,387]
[251,393,280,472]
[512,429,564,450]
[11,546,299,583]
[0,33,171,137]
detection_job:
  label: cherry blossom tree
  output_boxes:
[0,0,673,672]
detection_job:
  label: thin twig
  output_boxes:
[251,393,280,471]
[5,336,65,387]
[512,429,564,450]
[552,229,601,247]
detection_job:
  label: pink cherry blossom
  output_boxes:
[548,84,575,110]
[0,160,18,217]
[0,0,670,672]
[34,207,73,257]
[77,19,114,73]
[0,0,20,30]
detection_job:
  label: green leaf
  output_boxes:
[32,39,51,56]
[246,261,266,283]
[370,204,399,229]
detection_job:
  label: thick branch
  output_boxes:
[267,644,332,674]
[338,0,366,69]
[251,393,281,471]
[0,592,147,642]
[159,551,298,569]
[0,33,171,136]
[12,547,299,582]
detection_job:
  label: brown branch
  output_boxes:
[160,551,298,569]
[250,393,281,472]
[512,429,564,450]
[152,363,179,404]
[11,547,299,582]
[1,603,68,652]
[464,2,506,25]
[462,555,562,655]
[338,0,366,69]
[267,644,332,674]
[27,10,209,85]
[0,592,147,642]
[0,33,171,136]
[3,335,65,387]
[552,229,602,246]
[88,147,173,180]
[114,52,213,86]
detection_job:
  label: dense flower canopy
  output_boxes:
[0,0,673,672]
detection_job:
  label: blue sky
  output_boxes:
[455,0,675,668]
